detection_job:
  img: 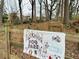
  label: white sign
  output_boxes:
[23,29,66,59]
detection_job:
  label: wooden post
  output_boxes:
[4,21,10,59]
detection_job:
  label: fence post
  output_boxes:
[4,22,10,59]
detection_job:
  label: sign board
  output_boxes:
[23,29,65,59]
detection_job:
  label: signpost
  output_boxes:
[23,29,65,59]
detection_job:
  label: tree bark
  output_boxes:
[0,0,4,22]
[33,0,36,22]
[18,0,23,23]
[61,0,64,22]
[45,0,49,21]
[40,3,42,21]
[64,0,69,24]
[76,0,78,19]
[56,4,60,21]
[49,2,53,20]
[29,0,36,22]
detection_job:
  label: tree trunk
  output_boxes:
[18,0,23,23]
[56,5,60,21]
[76,0,78,19]
[33,0,36,22]
[49,10,52,20]
[61,0,64,23]
[64,0,69,24]
[30,0,36,22]
[49,1,53,20]
[38,0,43,21]
[40,3,42,21]
[0,0,4,22]
[56,0,61,21]
[45,0,49,21]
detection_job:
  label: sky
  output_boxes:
[4,0,78,17]
[4,0,45,16]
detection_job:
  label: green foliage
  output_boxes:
[11,42,23,48]
[13,19,21,25]
[2,14,8,23]
[72,15,79,20]
[64,23,71,29]
[29,18,32,23]
[65,56,74,59]
[37,20,43,23]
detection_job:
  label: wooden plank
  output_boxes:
[9,29,23,33]
[4,23,10,59]
[66,33,79,42]
[9,29,79,43]
[0,28,79,43]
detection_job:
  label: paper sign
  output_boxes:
[23,29,65,59]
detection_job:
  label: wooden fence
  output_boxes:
[9,29,79,59]
[0,22,79,59]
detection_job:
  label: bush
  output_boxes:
[13,18,21,25]
[2,15,8,23]
[13,20,21,25]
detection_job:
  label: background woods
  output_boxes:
[0,0,79,59]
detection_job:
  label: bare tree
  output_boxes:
[44,0,49,21]
[77,5,79,15]
[6,0,19,24]
[75,0,79,20]
[38,0,43,21]
[29,0,36,22]
[69,0,75,20]
[18,0,23,23]
[44,0,58,20]
[56,0,61,20]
